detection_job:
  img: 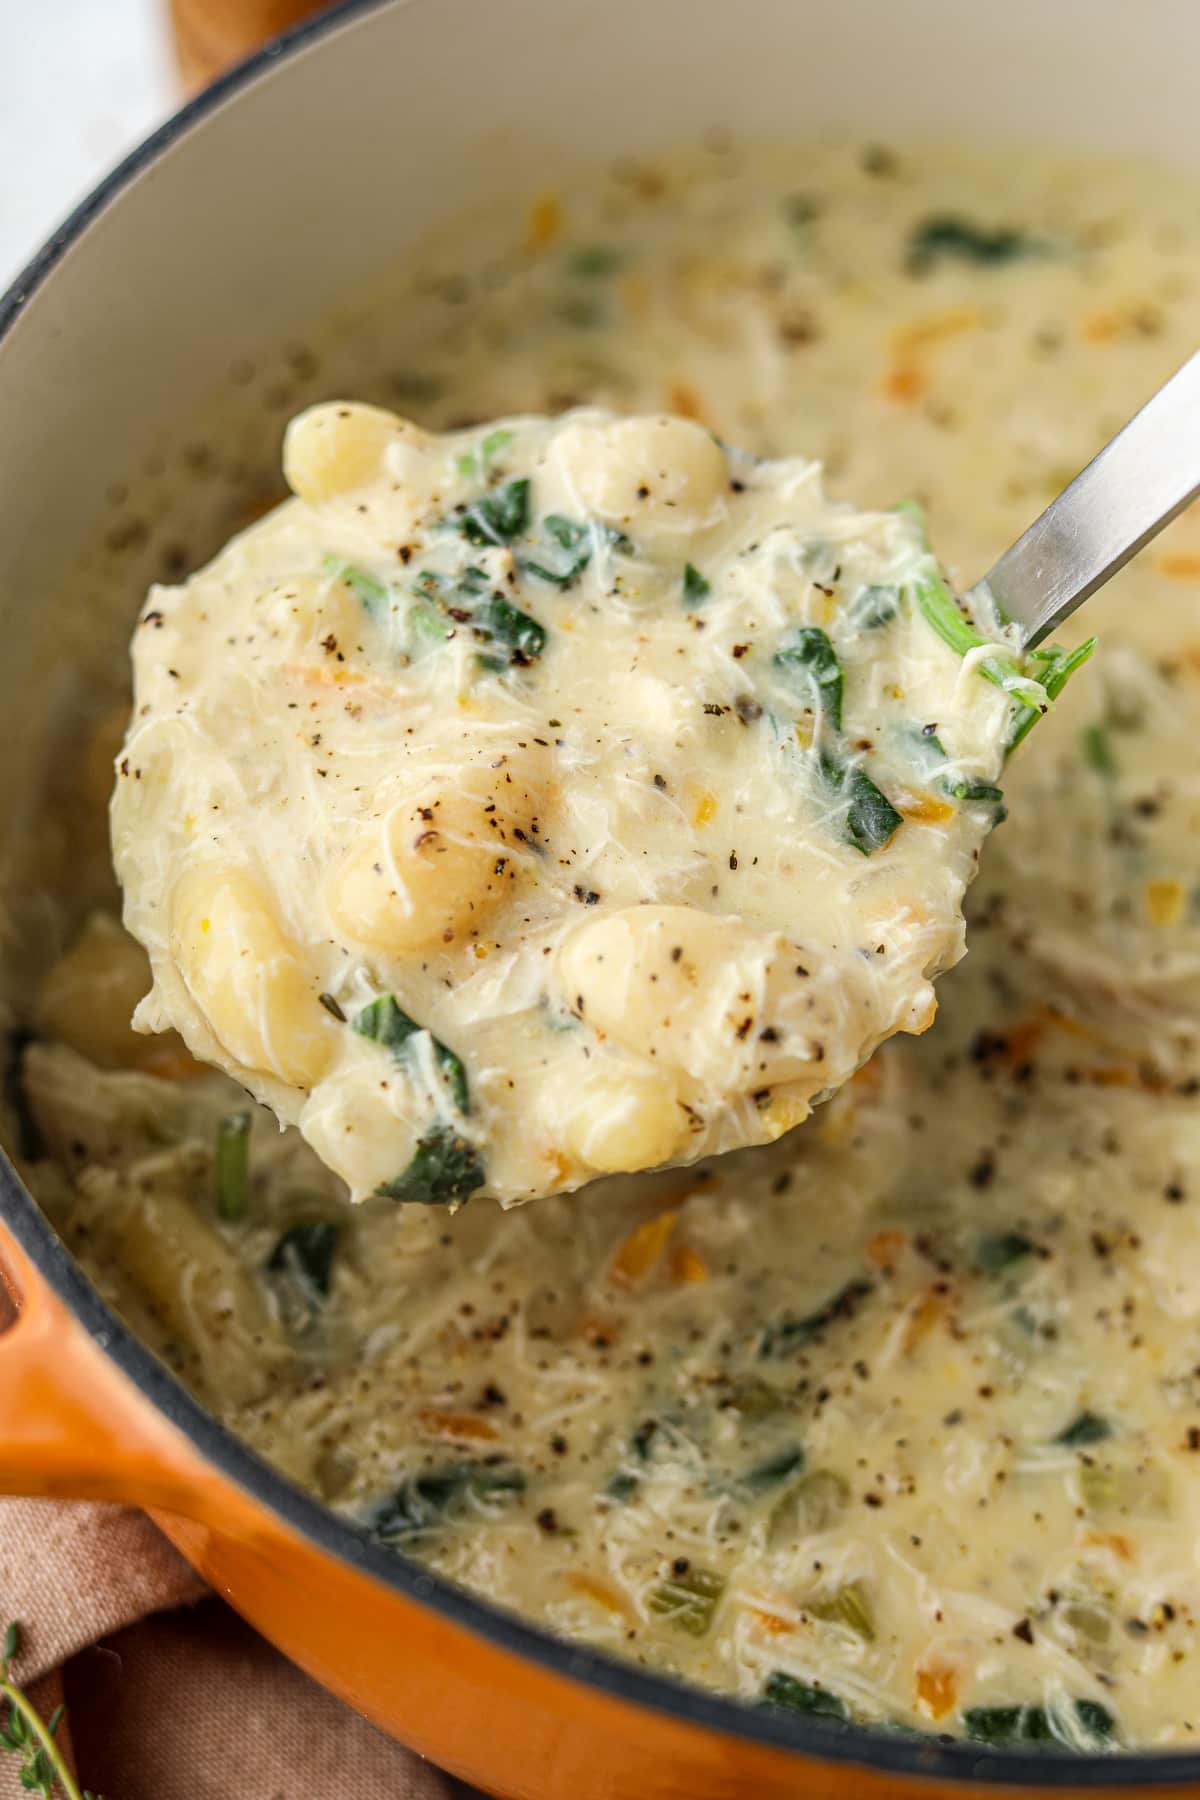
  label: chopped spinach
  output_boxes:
[963,1700,1115,1749]
[808,1579,875,1640]
[974,1231,1036,1275]
[266,1221,339,1304]
[567,245,624,278]
[605,1472,640,1503]
[476,595,548,669]
[907,215,1047,276]
[774,626,844,729]
[760,1278,874,1358]
[849,584,899,629]
[353,994,469,1114]
[414,565,491,608]
[647,1565,725,1637]
[819,753,903,857]
[375,1122,485,1207]
[523,514,629,588]
[1055,1411,1113,1448]
[365,1460,525,1544]
[739,1445,806,1493]
[215,1110,252,1223]
[1081,722,1117,777]
[761,1672,848,1720]
[683,562,712,606]
[323,555,389,616]
[458,478,531,547]
[456,427,515,480]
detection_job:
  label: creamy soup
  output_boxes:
[11,138,1200,1751]
[113,402,1064,1207]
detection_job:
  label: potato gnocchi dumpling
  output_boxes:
[113,405,1074,1205]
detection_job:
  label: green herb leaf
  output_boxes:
[568,245,624,278]
[456,427,516,479]
[974,1231,1036,1275]
[761,1278,874,1357]
[739,1445,806,1493]
[458,478,531,547]
[1055,1411,1113,1448]
[476,595,548,669]
[963,1699,1115,1748]
[323,555,389,615]
[353,994,469,1114]
[773,626,844,729]
[376,1122,485,1207]
[849,584,899,629]
[819,754,903,856]
[523,514,629,588]
[605,1471,640,1503]
[761,1672,848,1720]
[683,562,711,606]
[647,1565,725,1637]
[907,215,1048,276]
[808,1579,875,1640]
[215,1111,252,1223]
[365,1462,525,1545]
[1081,722,1117,777]
[266,1221,339,1305]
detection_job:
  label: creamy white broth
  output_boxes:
[12,138,1200,1750]
[112,403,1046,1207]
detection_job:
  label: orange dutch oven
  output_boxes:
[1,2,1197,1794]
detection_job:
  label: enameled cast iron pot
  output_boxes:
[0,3,1197,1793]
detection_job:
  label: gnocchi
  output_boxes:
[113,405,1076,1204]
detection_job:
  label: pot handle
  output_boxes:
[0,1223,212,1511]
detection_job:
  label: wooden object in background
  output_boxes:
[168,0,333,90]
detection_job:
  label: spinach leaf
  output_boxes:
[849,584,899,629]
[760,1278,874,1358]
[774,626,844,729]
[475,595,547,669]
[324,555,389,616]
[365,1460,525,1544]
[739,1446,806,1493]
[353,994,469,1114]
[215,1111,252,1223]
[1055,1411,1112,1448]
[605,1472,640,1503]
[647,1565,724,1636]
[376,1122,485,1207]
[963,1700,1115,1748]
[819,753,903,856]
[907,215,1047,276]
[523,514,629,588]
[1081,723,1117,777]
[761,1672,848,1720]
[567,245,624,278]
[458,478,531,547]
[974,1231,1036,1275]
[456,428,515,480]
[683,562,712,606]
[267,1221,339,1304]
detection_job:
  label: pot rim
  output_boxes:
[1,1,1194,1785]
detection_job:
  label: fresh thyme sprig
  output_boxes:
[0,1624,107,1799]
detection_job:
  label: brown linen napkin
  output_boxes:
[0,1498,463,1798]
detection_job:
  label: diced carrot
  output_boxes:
[416,1411,501,1444]
[881,363,926,406]
[669,1243,709,1284]
[904,1290,947,1356]
[609,1211,679,1289]
[566,1572,631,1616]
[1156,552,1200,580]
[1084,1529,1135,1564]
[897,793,956,826]
[866,1230,907,1272]
[890,307,983,354]
[750,1607,796,1637]
[667,381,705,423]
[524,191,563,253]
[916,1664,959,1720]
[1146,878,1185,928]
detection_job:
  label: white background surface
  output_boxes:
[0,0,176,290]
